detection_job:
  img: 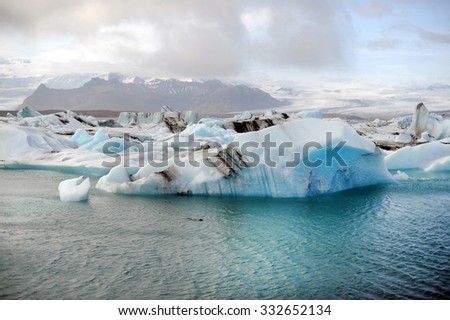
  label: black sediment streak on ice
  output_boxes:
[225,118,275,133]
[98,119,122,127]
[74,115,95,127]
[163,117,187,133]
[207,145,248,178]
[156,167,178,182]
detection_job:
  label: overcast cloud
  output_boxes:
[0,0,354,77]
[0,0,449,83]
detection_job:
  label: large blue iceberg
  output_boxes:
[96,119,393,197]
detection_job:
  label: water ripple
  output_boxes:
[0,170,449,299]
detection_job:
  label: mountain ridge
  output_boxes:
[21,76,286,113]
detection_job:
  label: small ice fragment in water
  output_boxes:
[58,176,90,201]
[393,170,409,180]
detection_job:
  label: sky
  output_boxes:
[0,0,450,111]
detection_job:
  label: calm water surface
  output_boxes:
[0,169,449,299]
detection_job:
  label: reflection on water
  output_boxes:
[0,170,449,299]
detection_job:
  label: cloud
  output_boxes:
[249,0,353,69]
[0,58,12,65]
[391,24,450,46]
[366,38,399,50]
[0,0,354,78]
[416,28,450,45]
[353,0,393,18]
[0,57,31,65]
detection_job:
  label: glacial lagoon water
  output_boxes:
[0,169,449,299]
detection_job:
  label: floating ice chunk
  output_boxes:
[118,110,202,126]
[103,166,130,183]
[118,112,134,125]
[4,109,100,134]
[385,142,450,170]
[71,128,94,145]
[372,118,387,127]
[16,107,42,118]
[76,114,98,127]
[132,162,174,180]
[296,109,323,119]
[264,109,278,117]
[70,128,130,153]
[233,111,252,121]
[0,125,77,161]
[183,111,201,124]
[409,103,450,140]
[79,128,109,150]
[393,170,409,180]
[58,176,90,201]
[198,117,224,128]
[410,103,429,138]
[397,115,412,129]
[395,133,413,144]
[96,166,132,193]
[96,118,393,198]
[425,155,450,172]
[417,131,433,143]
[179,123,235,145]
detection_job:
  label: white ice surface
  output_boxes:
[2,107,449,199]
[385,142,450,171]
[58,176,90,201]
[16,107,42,118]
[424,155,450,172]
[179,123,235,145]
[96,119,393,197]
[296,109,323,119]
[0,125,77,161]
[392,170,410,180]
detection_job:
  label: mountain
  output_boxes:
[20,76,285,113]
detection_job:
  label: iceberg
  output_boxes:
[72,128,139,153]
[78,128,109,150]
[264,109,278,117]
[392,170,410,180]
[179,123,235,145]
[296,109,323,119]
[395,133,413,144]
[385,142,450,171]
[425,155,450,172]
[9,107,447,199]
[232,111,253,121]
[96,118,393,198]
[95,166,132,193]
[397,115,412,129]
[117,109,202,129]
[16,107,42,118]
[222,111,289,133]
[409,103,450,140]
[0,125,77,161]
[71,128,94,145]
[58,176,91,201]
[2,109,101,135]
[0,125,115,176]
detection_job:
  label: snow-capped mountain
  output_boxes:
[21,74,285,113]
[43,73,98,89]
